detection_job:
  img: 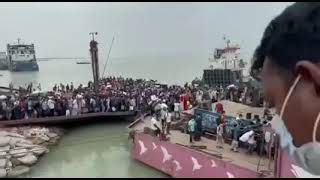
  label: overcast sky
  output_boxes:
[0,2,293,60]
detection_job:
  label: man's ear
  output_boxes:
[295,61,320,95]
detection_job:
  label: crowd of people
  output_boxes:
[0,77,204,121]
[2,76,271,157]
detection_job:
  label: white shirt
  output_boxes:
[174,103,180,112]
[27,100,32,110]
[248,135,256,145]
[68,99,73,108]
[1,102,6,109]
[90,98,96,106]
[151,117,161,130]
[217,124,223,136]
[265,131,271,143]
[48,99,55,109]
[65,109,70,116]
[240,130,254,143]
[42,101,48,110]
[72,99,78,109]
[160,104,168,120]
[166,112,171,123]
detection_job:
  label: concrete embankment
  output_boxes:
[0,126,63,177]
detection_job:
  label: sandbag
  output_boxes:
[9,137,31,148]
[9,148,28,158]
[6,132,24,138]
[0,159,6,168]
[239,130,253,143]
[39,135,50,141]
[0,146,10,152]
[46,132,58,138]
[0,132,9,137]
[0,168,6,178]
[30,147,48,156]
[0,152,6,157]
[16,143,38,148]
[0,137,10,147]
[31,137,46,145]
[17,153,37,165]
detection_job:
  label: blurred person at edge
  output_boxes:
[250,2,320,175]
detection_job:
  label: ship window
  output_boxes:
[20,51,24,54]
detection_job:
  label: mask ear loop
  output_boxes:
[312,113,320,143]
[280,74,302,118]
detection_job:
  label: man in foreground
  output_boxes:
[251,2,320,175]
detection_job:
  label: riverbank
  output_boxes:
[0,126,64,177]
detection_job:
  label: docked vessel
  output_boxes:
[203,36,247,88]
[7,39,39,72]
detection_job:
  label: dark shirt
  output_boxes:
[232,125,240,140]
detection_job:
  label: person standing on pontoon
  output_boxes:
[216,122,224,149]
[231,123,240,152]
[188,116,196,144]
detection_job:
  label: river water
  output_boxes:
[1,57,205,178]
[22,122,166,178]
[0,55,208,90]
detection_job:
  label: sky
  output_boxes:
[0,2,293,61]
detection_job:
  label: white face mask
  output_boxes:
[270,74,320,175]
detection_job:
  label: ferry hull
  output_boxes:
[10,61,39,72]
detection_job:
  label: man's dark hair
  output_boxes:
[251,2,320,79]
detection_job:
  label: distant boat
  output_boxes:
[76,61,91,64]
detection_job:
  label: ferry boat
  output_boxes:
[203,36,247,88]
[7,39,39,72]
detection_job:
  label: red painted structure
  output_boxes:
[131,132,317,178]
[132,133,260,178]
